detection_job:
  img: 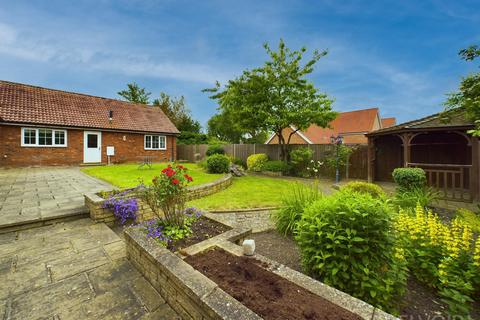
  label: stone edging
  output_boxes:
[124,223,399,320]
[84,174,233,224]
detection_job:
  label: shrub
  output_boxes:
[263,160,290,173]
[247,153,268,172]
[141,164,193,226]
[457,208,480,233]
[392,167,426,190]
[295,190,407,312]
[206,154,230,173]
[394,186,439,209]
[341,181,385,198]
[230,157,246,168]
[206,144,225,156]
[396,204,480,317]
[273,182,322,235]
[289,147,313,177]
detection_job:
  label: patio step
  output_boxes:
[79,162,105,167]
[0,207,89,234]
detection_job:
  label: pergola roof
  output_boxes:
[366,110,474,136]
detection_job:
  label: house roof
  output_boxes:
[367,110,474,136]
[381,117,396,128]
[302,108,381,144]
[0,80,180,134]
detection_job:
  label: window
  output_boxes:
[21,128,67,147]
[87,134,98,148]
[144,135,166,150]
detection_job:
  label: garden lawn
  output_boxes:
[81,163,223,189]
[188,175,301,210]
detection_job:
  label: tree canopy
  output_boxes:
[117,82,151,104]
[204,39,337,160]
[444,45,480,136]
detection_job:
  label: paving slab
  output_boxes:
[0,167,112,231]
[0,218,179,319]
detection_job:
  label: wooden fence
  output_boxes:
[177,144,368,179]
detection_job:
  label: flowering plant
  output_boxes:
[306,159,324,178]
[141,164,193,227]
[141,207,203,248]
[102,189,139,225]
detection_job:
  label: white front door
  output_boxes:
[83,131,102,163]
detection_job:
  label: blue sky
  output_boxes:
[0,0,479,129]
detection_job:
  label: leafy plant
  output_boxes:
[263,160,290,173]
[395,205,480,317]
[141,164,193,227]
[272,182,322,235]
[206,144,225,156]
[323,145,352,178]
[306,159,324,178]
[247,153,269,172]
[456,208,480,232]
[206,154,230,173]
[394,186,439,209]
[289,147,313,177]
[341,181,385,198]
[295,190,407,313]
[392,168,426,190]
[230,157,246,168]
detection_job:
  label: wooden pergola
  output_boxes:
[366,112,479,202]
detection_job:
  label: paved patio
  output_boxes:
[0,167,112,231]
[0,218,180,319]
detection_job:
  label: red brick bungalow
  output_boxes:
[0,81,179,167]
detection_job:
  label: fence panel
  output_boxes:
[177,143,368,179]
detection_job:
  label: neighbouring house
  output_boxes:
[266,107,396,145]
[366,111,479,202]
[0,80,179,167]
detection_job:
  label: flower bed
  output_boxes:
[125,222,398,320]
[85,174,232,224]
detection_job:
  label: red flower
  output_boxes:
[166,170,176,177]
[161,168,169,173]
[184,174,193,182]
[177,165,184,170]
[172,178,180,185]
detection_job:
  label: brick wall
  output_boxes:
[0,124,176,167]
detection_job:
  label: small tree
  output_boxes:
[204,39,337,161]
[443,45,480,136]
[118,82,151,104]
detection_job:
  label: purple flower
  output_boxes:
[184,207,203,218]
[103,196,138,225]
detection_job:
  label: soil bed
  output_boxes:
[251,230,480,319]
[168,216,230,252]
[185,247,362,320]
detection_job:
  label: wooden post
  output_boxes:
[367,137,375,182]
[470,136,479,202]
[401,133,412,167]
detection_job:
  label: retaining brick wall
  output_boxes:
[85,174,232,224]
[0,124,176,167]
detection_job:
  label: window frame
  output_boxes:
[21,127,68,147]
[144,135,167,150]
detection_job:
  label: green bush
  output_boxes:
[247,153,268,172]
[263,160,290,173]
[295,190,407,312]
[206,154,230,173]
[394,186,439,209]
[230,157,246,168]
[392,168,426,190]
[341,181,385,198]
[273,182,322,235]
[323,145,353,178]
[206,145,225,156]
[289,147,313,177]
[457,208,480,232]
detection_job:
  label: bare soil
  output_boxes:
[168,217,230,252]
[185,247,362,320]
[251,230,480,320]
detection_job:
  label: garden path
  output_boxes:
[0,218,180,319]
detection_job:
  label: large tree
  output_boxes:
[207,110,267,144]
[118,82,151,104]
[444,45,480,136]
[204,39,337,161]
[153,92,207,144]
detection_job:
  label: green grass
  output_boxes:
[81,163,223,189]
[188,175,301,210]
